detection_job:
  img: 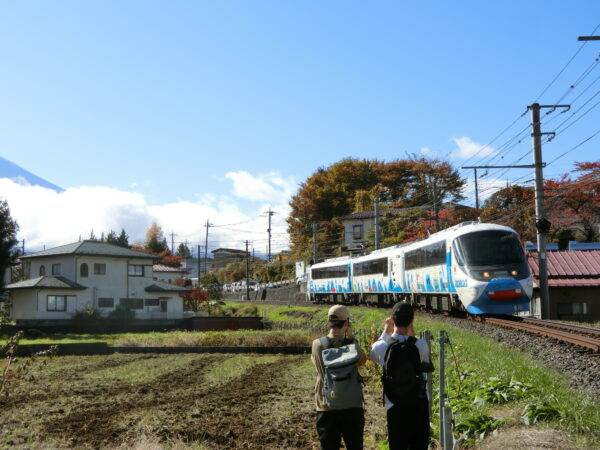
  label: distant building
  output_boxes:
[212,248,249,270]
[180,257,213,278]
[527,250,600,321]
[152,264,188,284]
[4,240,190,326]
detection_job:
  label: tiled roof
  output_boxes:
[527,250,600,287]
[5,276,87,290]
[21,241,157,260]
[145,281,191,293]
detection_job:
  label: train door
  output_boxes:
[391,254,404,291]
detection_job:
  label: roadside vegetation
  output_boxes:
[1,302,598,448]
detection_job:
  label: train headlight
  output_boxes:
[511,270,518,276]
[482,271,491,278]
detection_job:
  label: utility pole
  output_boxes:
[171,232,175,254]
[312,221,318,264]
[197,245,201,286]
[21,239,25,256]
[472,168,480,212]
[432,179,440,232]
[374,197,380,250]
[204,220,211,278]
[245,240,250,301]
[528,103,568,319]
[267,207,274,262]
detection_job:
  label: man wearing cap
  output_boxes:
[311,305,367,450]
[370,301,432,450]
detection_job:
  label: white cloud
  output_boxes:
[461,176,510,207]
[0,172,294,255]
[451,136,497,159]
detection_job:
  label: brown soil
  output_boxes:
[35,354,317,449]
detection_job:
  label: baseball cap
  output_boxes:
[392,301,414,320]
[328,305,350,321]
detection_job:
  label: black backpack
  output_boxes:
[381,336,425,404]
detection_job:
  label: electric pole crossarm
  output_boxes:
[462,164,541,169]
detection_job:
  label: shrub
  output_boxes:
[72,308,103,332]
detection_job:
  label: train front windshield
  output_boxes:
[454,230,525,267]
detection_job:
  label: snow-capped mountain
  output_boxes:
[0,156,63,192]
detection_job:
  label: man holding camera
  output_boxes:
[311,305,367,450]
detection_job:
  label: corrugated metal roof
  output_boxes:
[21,241,156,260]
[153,264,186,273]
[527,250,600,287]
[5,276,87,290]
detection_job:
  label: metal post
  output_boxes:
[420,330,433,420]
[374,197,380,250]
[443,406,454,449]
[438,330,450,449]
[245,240,250,301]
[530,103,551,319]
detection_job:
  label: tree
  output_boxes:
[0,200,19,290]
[199,272,223,300]
[287,157,466,259]
[176,243,192,258]
[116,229,129,248]
[145,222,168,253]
[105,230,118,245]
[480,185,536,241]
[182,287,209,311]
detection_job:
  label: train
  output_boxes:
[307,221,533,315]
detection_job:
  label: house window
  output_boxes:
[352,224,363,240]
[52,263,61,275]
[39,265,46,276]
[80,263,89,278]
[128,265,144,277]
[94,263,106,275]
[47,295,67,312]
[145,298,160,307]
[98,298,114,308]
[120,298,143,310]
[557,302,588,316]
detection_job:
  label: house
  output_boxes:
[180,257,213,279]
[4,240,190,327]
[153,264,188,284]
[527,250,600,321]
[211,248,249,270]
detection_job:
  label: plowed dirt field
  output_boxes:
[0,353,388,449]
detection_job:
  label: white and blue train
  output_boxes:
[308,221,533,315]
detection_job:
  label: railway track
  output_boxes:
[483,317,600,353]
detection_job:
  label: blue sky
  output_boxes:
[1,2,599,252]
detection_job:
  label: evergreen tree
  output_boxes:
[0,200,19,289]
[145,223,168,253]
[89,229,97,241]
[105,230,118,245]
[116,229,129,248]
[176,242,192,258]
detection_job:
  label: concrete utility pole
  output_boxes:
[245,240,251,301]
[204,220,211,278]
[472,168,480,212]
[197,245,201,285]
[171,232,175,254]
[374,197,380,250]
[312,221,318,264]
[432,179,440,232]
[267,207,274,262]
[529,103,568,319]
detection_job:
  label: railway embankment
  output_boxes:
[426,314,600,402]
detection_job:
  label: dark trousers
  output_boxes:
[387,399,429,450]
[316,408,364,450]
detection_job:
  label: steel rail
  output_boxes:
[484,317,600,352]
[522,318,600,339]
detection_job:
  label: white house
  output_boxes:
[5,240,190,326]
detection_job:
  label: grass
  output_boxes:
[204,354,280,386]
